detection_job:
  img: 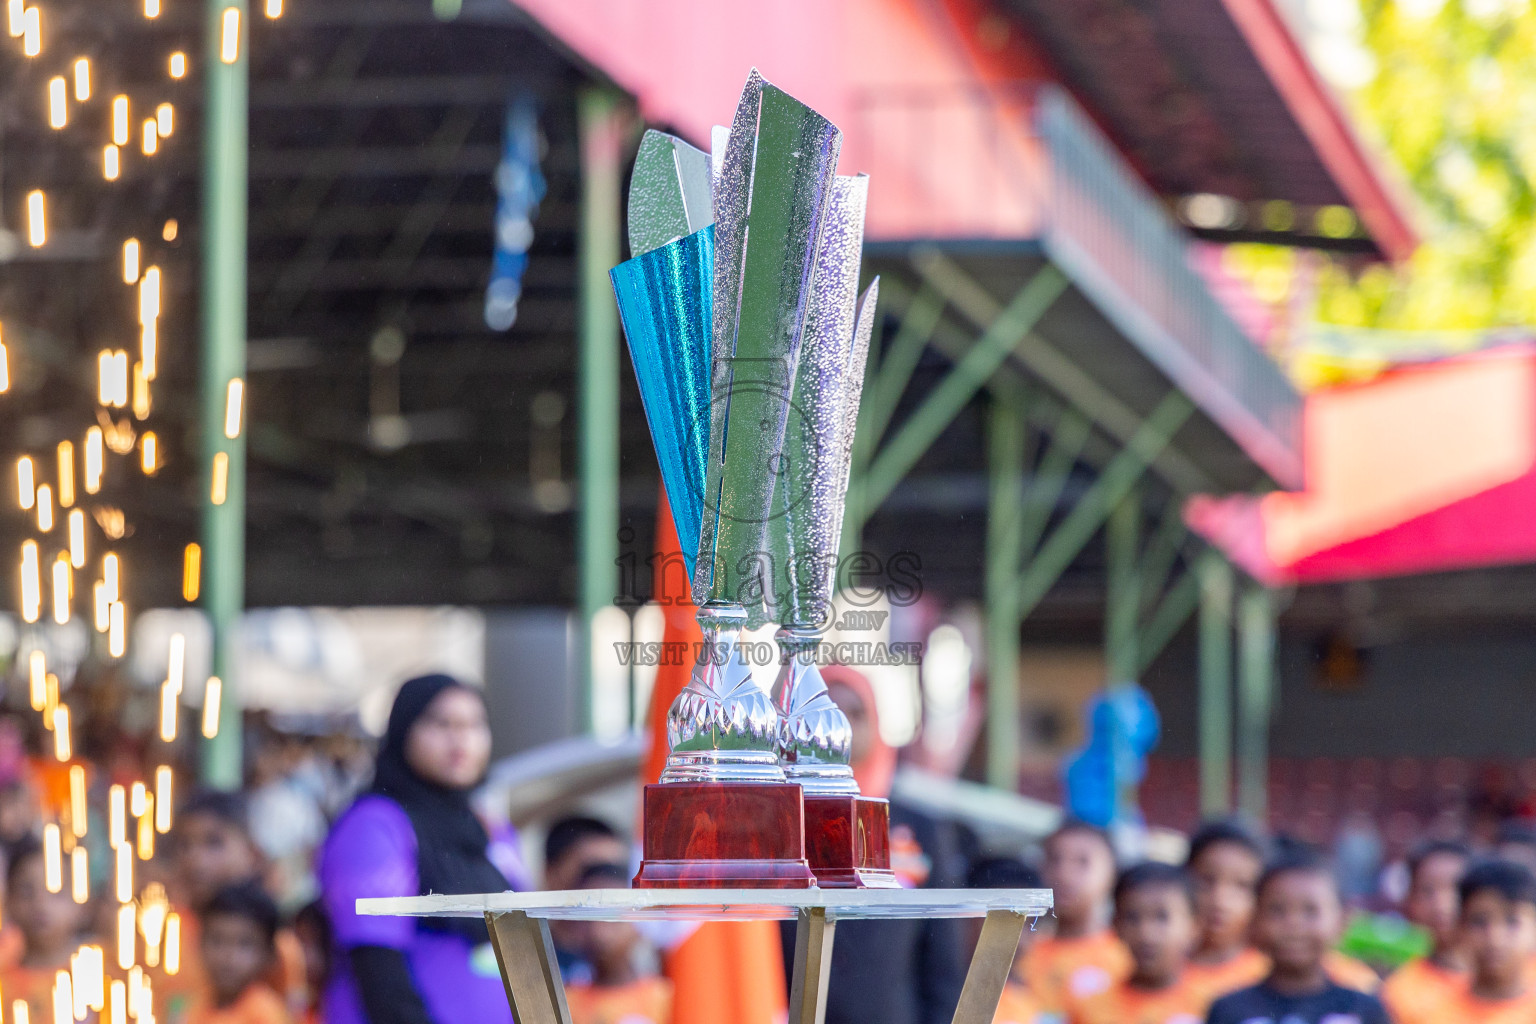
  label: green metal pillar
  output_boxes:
[1197,552,1234,816]
[1104,492,1140,683]
[200,0,248,788]
[576,89,624,735]
[1237,583,1275,824]
[1104,490,1140,821]
[984,395,1026,791]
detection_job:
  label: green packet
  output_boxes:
[1338,911,1431,972]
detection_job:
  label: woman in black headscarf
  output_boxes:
[319,675,515,1024]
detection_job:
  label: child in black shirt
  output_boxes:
[1205,853,1388,1024]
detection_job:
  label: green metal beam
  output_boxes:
[200,0,249,789]
[1198,552,1234,816]
[575,89,624,734]
[985,394,1028,790]
[1011,392,1195,623]
[910,248,1218,496]
[1237,583,1275,823]
[1017,407,1091,559]
[879,281,1130,482]
[841,283,945,563]
[909,311,1119,472]
[855,266,1067,520]
[859,283,945,449]
[1136,569,1200,675]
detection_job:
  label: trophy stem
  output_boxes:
[772,626,860,796]
[657,603,785,784]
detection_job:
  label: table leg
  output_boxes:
[485,910,573,1024]
[950,910,1028,1024]
[787,906,837,1024]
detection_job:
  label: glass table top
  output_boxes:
[358,888,1054,922]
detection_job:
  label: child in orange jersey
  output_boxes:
[0,837,93,1024]
[1068,862,1211,1024]
[1183,825,1377,997]
[167,791,307,1024]
[1023,821,1130,1016]
[562,864,672,1024]
[186,884,293,1024]
[1380,840,1469,1024]
[1183,821,1268,1000]
[1422,860,1536,1023]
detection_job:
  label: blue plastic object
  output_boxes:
[1063,685,1161,828]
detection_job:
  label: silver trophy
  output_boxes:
[613,70,846,785]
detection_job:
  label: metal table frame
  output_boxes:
[359,888,1053,1024]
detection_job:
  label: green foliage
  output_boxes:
[1317,0,1536,329]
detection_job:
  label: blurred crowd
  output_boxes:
[8,664,1536,1024]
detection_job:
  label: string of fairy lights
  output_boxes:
[1,3,285,1024]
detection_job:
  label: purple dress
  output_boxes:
[320,795,520,1024]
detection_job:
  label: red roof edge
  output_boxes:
[1221,0,1419,263]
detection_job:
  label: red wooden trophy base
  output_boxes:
[803,793,899,888]
[633,782,817,889]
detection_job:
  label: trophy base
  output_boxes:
[803,793,900,889]
[633,782,817,889]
